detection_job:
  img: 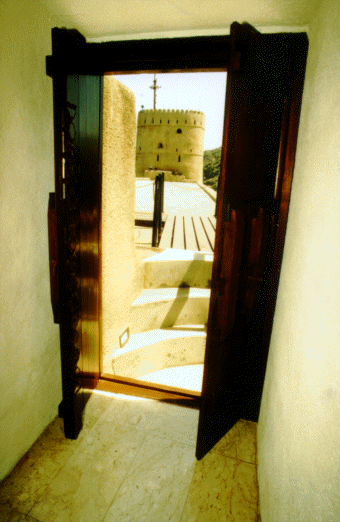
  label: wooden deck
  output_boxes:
[159,213,216,253]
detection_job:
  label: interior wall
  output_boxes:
[0,1,65,481]
[257,0,340,519]
[0,0,327,495]
[101,76,141,373]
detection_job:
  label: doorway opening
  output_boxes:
[101,71,227,395]
[48,26,308,447]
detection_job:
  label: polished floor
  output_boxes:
[0,391,261,522]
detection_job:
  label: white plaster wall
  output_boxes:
[0,0,328,496]
[101,76,141,372]
[257,0,340,520]
[0,1,64,480]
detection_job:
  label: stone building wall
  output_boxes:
[136,109,205,182]
[101,76,142,371]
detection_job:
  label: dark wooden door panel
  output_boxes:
[48,192,59,324]
[77,75,102,381]
[56,74,102,439]
[196,23,308,460]
[53,72,84,438]
[196,209,245,454]
[50,28,103,439]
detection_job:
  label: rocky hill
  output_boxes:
[203,146,221,191]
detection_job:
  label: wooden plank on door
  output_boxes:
[48,192,59,324]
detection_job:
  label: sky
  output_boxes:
[112,72,227,151]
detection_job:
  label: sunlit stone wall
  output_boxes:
[101,76,142,372]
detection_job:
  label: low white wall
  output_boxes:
[0,0,63,480]
[112,331,206,378]
[257,0,340,520]
[101,76,142,372]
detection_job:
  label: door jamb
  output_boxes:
[47,28,308,405]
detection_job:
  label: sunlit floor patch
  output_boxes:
[86,389,152,401]
[139,364,204,392]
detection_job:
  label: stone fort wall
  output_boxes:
[136,109,205,182]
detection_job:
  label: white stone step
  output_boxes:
[139,364,204,392]
[142,248,213,289]
[130,287,210,334]
[111,327,206,379]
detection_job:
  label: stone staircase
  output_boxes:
[111,248,213,390]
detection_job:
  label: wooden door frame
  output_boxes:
[47,27,308,409]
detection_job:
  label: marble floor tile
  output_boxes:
[1,392,261,522]
[0,418,79,514]
[29,419,145,522]
[180,450,259,522]
[0,392,117,516]
[101,397,199,447]
[212,419,257,464]
[0,503,42,521]
[103,434,196,522]
[82,391,114,422]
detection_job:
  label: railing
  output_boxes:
[152,172,165,247]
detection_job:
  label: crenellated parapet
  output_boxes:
[137,109,205,128]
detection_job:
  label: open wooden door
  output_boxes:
[46,25,307,443]
[48,29,103,438]
[196,23,308,459]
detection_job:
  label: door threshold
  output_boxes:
[82,373,201,409]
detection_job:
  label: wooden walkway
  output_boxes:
[159,213,216,253]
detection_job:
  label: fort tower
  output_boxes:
[136,108,205,183]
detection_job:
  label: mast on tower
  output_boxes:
[149,74,161,110]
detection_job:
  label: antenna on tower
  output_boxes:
[149,74,161,110]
